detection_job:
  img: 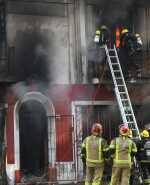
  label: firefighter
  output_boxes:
[109,124,137,185]
[94,30,101,44]
[120,28,137,56]
[94,25,110,47]
[81,123,108,185]
[137,130,150,184]
[120,28,143,55]
[119,28,143,80]
[135,33,143,52]
[93,26,110,81]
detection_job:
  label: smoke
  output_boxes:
[88,47,106,63]
[136,85,150,127]
[15,30,50,83]
[11,82,29,100]
[95,0,136,26]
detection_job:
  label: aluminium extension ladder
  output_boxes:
[105,45,141,139]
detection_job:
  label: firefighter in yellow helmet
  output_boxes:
[109,124,137,185]
[141,130,149,138]
[136,130,150,184]
[94,25,110,47]
[121,28,129,34]
[94,29,101,44]
[120,28,136,56]
[81,123,108,185]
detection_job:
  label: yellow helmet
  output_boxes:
[95,30,101,35]
[141,130,149,138]
[121,28,129,34]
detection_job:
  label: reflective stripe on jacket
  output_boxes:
[82,135,107,165]
[109,136,137,167]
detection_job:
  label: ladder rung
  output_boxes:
[127,121,135,124]
[117,85,124,87]
[108,49,115,51]
[114,70,120,72]
[121,99,128,101]
[110,56,117,58]
[116,77,122,79]
[125,114,133,116]
[124,107,131,109]
[128,125,136,127]
[112,63,119,65]
[119,91,126,93]
[131,129,138,131]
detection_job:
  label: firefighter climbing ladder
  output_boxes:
[105,45,141,139]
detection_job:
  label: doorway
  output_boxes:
[19,100,48,177]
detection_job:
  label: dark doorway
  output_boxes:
[80,104,122,141]
[19,100,48,177]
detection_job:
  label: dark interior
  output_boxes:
[81,103,150,141]
[19,100,48,177]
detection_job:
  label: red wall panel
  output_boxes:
[6,103,15,164]
[56,116,73,161]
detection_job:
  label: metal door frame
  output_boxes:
[71,100,114,182]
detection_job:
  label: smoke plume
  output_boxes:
[95,0,136,26]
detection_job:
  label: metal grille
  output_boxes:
[47,115,77,183]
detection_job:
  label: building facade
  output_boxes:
[0,0,150,184]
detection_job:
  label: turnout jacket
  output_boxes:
[109,136,137,167]
[82,135,108,167]
[136,138,150,163]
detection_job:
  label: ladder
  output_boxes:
[105,45,140,139]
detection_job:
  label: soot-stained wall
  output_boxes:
[7,1,76,84]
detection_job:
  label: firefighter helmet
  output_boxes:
[100,25,108,30]
[95,30,101,35]
[121,28,129,34]
[119,124,129,136]
[91,123,102,135]
[141,130,149,138]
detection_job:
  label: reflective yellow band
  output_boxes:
[82,143,86,147]
[132,149,137,152]
[86,159,104,163]
[103,148,109,151]
[116,138,119,160]
[85,181,92,185]
[99,138,102,160]
[92,182,100,185]
[114,159,131,164]
[141,160,150,163]
[144,179,150,183]
[109,145,115,149]
[128,139,132,160]
[86,137,90,159]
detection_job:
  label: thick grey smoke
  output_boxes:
[95,0,136,25]
[88,47,106,63]
[11,82,29,100]
[136,85,150,127]
[15,29,50,83]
